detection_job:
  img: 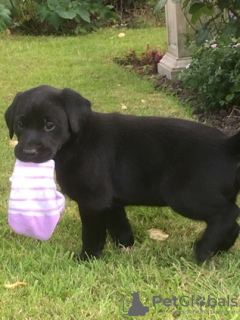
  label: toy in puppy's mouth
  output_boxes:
[8,159,65,240]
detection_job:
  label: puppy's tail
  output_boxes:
[225,131,240,157]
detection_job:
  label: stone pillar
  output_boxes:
[158,0,192,79]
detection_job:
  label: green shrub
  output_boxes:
[105,0,150,12]
[0,0,156,34]
[154,0,240,45]
[0,3,11,30]
[0,0,119,34]
[179,38,240,112]
[36,0,118,34]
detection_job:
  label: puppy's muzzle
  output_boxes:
[23,147,39,157]
[15,143,53,163]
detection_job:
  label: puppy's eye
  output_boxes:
[17,121,23,129]
[44,121,55,132]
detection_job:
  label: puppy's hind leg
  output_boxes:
[106,206,134,248]
[194,204,240,264]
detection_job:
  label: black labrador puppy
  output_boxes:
[5,85,240,264]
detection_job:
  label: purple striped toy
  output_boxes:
[8,159,65,240]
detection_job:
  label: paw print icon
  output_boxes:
[196,296,206,307]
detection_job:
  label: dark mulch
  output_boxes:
[115,55,240,136]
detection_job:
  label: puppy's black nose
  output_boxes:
[23,148,38,157]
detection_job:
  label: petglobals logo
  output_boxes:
[119,292,238,318]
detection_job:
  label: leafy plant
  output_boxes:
[115,44,164,74]
[0,3,11,30]
[36,0,90,31]
[0,0,42,33]
[179,38,240,112]
[140,43,164,72]
[105,0,151,14]
[154,0,240,45]
[0,0,119,34]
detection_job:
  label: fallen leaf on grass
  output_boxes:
[148,228,169,241]
[9,140,18,147]
[121,103,127,110]
[4,281,27,289]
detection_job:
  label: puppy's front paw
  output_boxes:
[194,240,212,265]
[74,249,101,261]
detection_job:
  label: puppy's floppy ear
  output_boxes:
[5,92,23,139]
[60,88,91,134]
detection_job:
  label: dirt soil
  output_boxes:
[115,55,240,137]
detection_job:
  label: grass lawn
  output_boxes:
[0,27,240,319]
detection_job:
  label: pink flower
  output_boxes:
[211,44,217,48]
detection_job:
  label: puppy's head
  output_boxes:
[5,85,91,163]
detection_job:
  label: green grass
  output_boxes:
[0,27,240,320]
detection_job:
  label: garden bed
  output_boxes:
[115,53,240,136]
[154,76,240,137]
